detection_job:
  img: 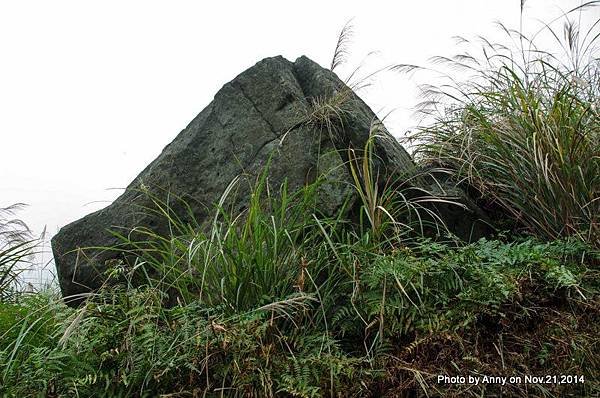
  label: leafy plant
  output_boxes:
[0,204,36,302]
[400,3,600,247]
[347,120,454,245]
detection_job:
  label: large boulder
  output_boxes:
[51,55,490,302]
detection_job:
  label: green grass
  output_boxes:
[400,6,600,247]
[1,173,598,396]
[0,204,37,302]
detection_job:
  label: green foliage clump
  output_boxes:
[1,175,598,397]
[0,204,37,302]
[404,11,600,247]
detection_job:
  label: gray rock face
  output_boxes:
[51,55,489,303]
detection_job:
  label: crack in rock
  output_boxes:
[231,81,280,137]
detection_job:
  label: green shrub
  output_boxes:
[3,218,597,397]
[403,9,600,247]
[4,150,600,396]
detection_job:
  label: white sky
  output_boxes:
[0,1,597,282]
